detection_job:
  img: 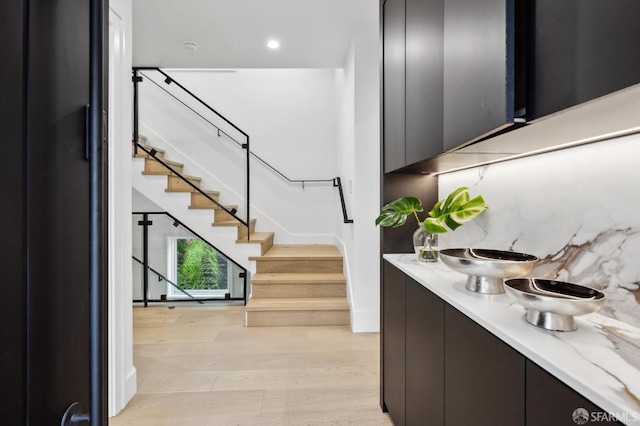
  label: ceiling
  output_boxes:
[132,0,379,69]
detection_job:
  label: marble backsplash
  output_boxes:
[438,133,640,328]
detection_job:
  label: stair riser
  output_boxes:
[215,208,237,223]
[167,175,200,191]
[246,310,350,327]
[190,192,220,208]
[237,221,256,240]
[251,283,346,298]
[260,235,274,255]
[255,260,343,274]
[145,159,183,175]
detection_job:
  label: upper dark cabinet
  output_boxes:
[443,0,525,151]
[405,0,444,163]
[381,0,640,174]
[382,0,406,173]
[383,0,444,173]
[528,0,640,120]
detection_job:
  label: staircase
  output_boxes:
[133,139,350,327]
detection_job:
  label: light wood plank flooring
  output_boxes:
[109,304,392,425]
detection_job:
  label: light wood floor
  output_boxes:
[109,304,392,425]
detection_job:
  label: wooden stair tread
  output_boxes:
[167,173,201,181]
[212,219,257,227]
[236,232,274,244]
[245,297,349,312]
[147,158,183,167]
[192,203,237,210]
[142,170,181,176]
[251,244,341,261]
[190,190,220,196]
[251,272,345,284]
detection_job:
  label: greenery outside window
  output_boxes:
[167,236,229,299]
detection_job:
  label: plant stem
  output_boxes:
[413,211,421,225]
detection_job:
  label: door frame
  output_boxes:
[107,0,136,417]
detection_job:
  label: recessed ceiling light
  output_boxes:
[267,40,280,49]
[183,41,199,51]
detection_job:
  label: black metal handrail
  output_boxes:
[133,67,354,223]
[132,255,204,304]
[133,211,248,306]
[133,143,248,228]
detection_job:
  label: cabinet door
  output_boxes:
[383,0,406,173]
[444,305,525,426]
[526,361,622,426]
[443,0,519,151]
[528,0,640,120]
[382,261,406,424]
[405,0,443,165]
[406,278,444,425]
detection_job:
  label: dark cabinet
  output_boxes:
[381,261,445,426]
[527,0,640,120]
[383,0,443,173]
[444,305,525,426]
[526,361,623,426]
[406,276,444,424]
[382,260,406,424]
[405,0,444,163]
[382,0,406,173]
[381,263,619,425]
[443,0,524,151]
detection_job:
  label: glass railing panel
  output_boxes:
[132,212,246,304]
[135,69,249,227]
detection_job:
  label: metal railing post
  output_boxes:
[132,69,141,154]
[141,213,150,307]
[245,136,250,240]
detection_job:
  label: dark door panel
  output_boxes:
[0,0,107,423]
[0,0,27,424]
[27,0,93,422]
[444,305,525,426]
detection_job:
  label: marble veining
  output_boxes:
[385,254,640,424]
[438,133,640,329]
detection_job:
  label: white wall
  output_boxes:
[439,134,640,329]
[138,69,342,243]
[336,32,381,333]
[108,0,135,416]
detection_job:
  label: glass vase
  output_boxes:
[413,225,438,262]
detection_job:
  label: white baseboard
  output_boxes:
[351,309,380,333]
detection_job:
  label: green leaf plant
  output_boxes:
[375,187,488,258]
[423,186,489,234]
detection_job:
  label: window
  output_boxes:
[167,236,230,299]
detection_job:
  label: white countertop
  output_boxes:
[384,254,640,425]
